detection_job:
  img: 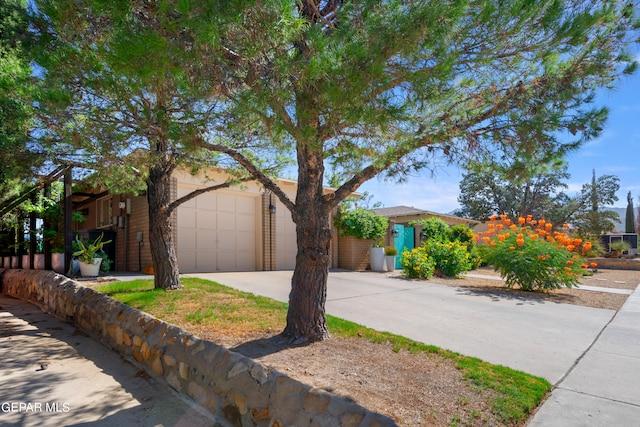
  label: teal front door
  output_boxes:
[394,224,415,268]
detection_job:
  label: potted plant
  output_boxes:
[609,240,631,257]
[384,245,398,272]
[370,240,386,272]
[73,233,112,277]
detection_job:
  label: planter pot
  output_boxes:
[79,258,102,277]
[370,247,386,272]
[52,253,65,274]
[34,254,45,270]
[22,255,30,269]
[385,256,396,272]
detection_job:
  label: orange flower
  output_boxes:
[590,262,598,268]
[567,260,573,265]
[509,224,518,232]
[496,224,503,231]
[517,238,525,247]
[545,222,553,231]
[563,223,570,229]
[538,219,546,227]
[490,215,497,221]
[518,217,526,225]
[573,238,582,246]
[504,219,512,226]
[581,264,588,269]
[509,246,515,251]
[566,244,575,252]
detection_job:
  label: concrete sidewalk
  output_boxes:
[528,283,640,426]
[177,270,640,426]
[0,294,219,427]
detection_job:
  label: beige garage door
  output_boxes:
[276,200,297,270]
[177,187,258,272]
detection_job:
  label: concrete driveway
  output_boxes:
[183,270,614,384]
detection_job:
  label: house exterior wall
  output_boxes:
[78,170,343,273]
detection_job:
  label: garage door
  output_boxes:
[276,200,297,270]
[177,187,258,272]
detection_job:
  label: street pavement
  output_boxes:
[181,270,640,427]
[0,294,219,427]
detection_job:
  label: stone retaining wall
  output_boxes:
[588,257,640,270]
[0,269,395,427]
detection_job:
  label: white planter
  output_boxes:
[79,258,102,277]
[22,255,30,269]
[34,254,45,270]
[385,256,396,272]
[52,253,65,273]
[370,247,386,272]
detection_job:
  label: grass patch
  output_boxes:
[95,277,550,424]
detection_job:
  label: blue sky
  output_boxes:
[359,55,640,215]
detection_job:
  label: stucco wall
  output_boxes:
[0,269,394,427]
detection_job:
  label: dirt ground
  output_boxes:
[94,268,640,426]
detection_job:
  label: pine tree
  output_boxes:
[626,191,635,233]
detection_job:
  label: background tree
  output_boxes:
[0,0,41,199]
[571,169,620,237]
[457,150,572,221]
[192,0,638,343]
[625,191,635,233]
[31,0,286,289]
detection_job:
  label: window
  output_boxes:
[97,197,112,228]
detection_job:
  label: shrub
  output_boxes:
[450,224,476,252]
[410,217,450,242]
[400,247,435,279]
[478,214,592,291]
[609,239,631,254]
[424,240,474,278]
[334,208,389,240]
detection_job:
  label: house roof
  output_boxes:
[372,205,480,225]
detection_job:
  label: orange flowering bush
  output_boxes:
[477,214,594,291]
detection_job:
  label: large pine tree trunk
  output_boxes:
[147,162,182,290]
[282,147,331,343]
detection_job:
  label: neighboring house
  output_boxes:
[372,206,480,268]
[72,169,340,273]
[372,205,480,228]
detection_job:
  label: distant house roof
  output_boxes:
[372,205,480,225]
